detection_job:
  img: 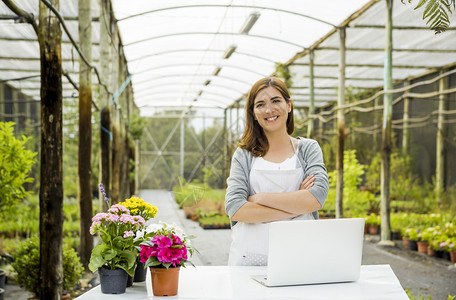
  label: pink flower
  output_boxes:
[153,235,173,248]
[123,230,135,238]
[108,204,130,215]
[132,215,146,226]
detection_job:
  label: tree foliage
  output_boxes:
[403,0,455,34]
[0,122,36,213]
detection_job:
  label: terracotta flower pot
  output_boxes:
[150,267,180,296]
[402,237,410,249]
[367,224,379,235]
[450,251,456,263]
[417,241,429,253]
[427,247,435,257]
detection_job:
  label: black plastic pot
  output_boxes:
[0,287,4,300]
[133,260,147,282]
[98,268,128,294]
[409,240,418,251]
[0,269,5,289]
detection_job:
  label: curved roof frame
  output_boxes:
[0,0,455,117]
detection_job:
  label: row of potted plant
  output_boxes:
[88,184,196,296]
[402,223,456,262]
[363,212,456,263]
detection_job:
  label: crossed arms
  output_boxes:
[231,175,321,223]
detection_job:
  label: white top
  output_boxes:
[75,265,409,300]
[252,154,298,171]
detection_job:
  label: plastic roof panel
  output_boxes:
[0,0,455,113]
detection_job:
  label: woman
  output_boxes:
[225,77,329,266]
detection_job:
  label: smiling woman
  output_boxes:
[224,77,329,266]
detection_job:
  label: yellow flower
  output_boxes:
[118,196,158,221]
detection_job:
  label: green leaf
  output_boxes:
[416,0,429,9]
[104,249,118,261]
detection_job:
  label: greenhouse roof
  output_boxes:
[1,0,455,115]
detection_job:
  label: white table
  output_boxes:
[76,265,408,299]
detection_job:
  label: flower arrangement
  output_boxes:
[118,196,158,222]
[88,184,146,276]
[136,221,196,269]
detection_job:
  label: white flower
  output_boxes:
[145,223,164,234]
[134,229,145,242]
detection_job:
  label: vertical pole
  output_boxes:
[203,112,206,169]
[111,29,120,204]
[307,50,315,138]
[373,96,379,151]
[402,80,410,155]
[436,70,447,204]
[135,139,140,194]
[38,0,63,297]
[336,26,346,219]
[180,115,184,178]
[99,0,111,210]
[223,108,228,188]
[236,102,240,139]
[0,84,4,122]
[78,0,93,270]
[380,0,393,245]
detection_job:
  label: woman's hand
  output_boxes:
[300,175,315,190]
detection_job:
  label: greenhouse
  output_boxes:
[0,0,455,299]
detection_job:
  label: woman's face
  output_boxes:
[253,86,291,134]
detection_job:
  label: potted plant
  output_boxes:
[88,184,145,294]
[364,213,380,235]
[417,227,434,253]
[408,228,420,251]
[448,239,456,263]
[118,196,158,284]
[137,221,196,296]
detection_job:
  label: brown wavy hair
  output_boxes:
[238,77,294,157]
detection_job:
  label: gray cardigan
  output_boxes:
[225,137,329,226]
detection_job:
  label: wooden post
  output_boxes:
[336,26,346,219]
[380,0,393,245]
[223,108,228,188]
[436,70,447,204]
[78,0,93,270]
[111,108,120,204]
[38,0,64,298]
[0,84,4,121]
[402,80,410,155]
[180,115,184,178]
[135,139,140,194]
[110,28,120,203]
[307,50,315,138]
[99,0,111,210]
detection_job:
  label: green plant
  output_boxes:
[11,237,83,297]
[0,122,37,214]
[402,0,455,34]
[129,113,146,140]
[327,149,379,217]
[405,287,432,300]
[364,213,381,226]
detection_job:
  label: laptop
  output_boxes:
[252,218,365,287]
